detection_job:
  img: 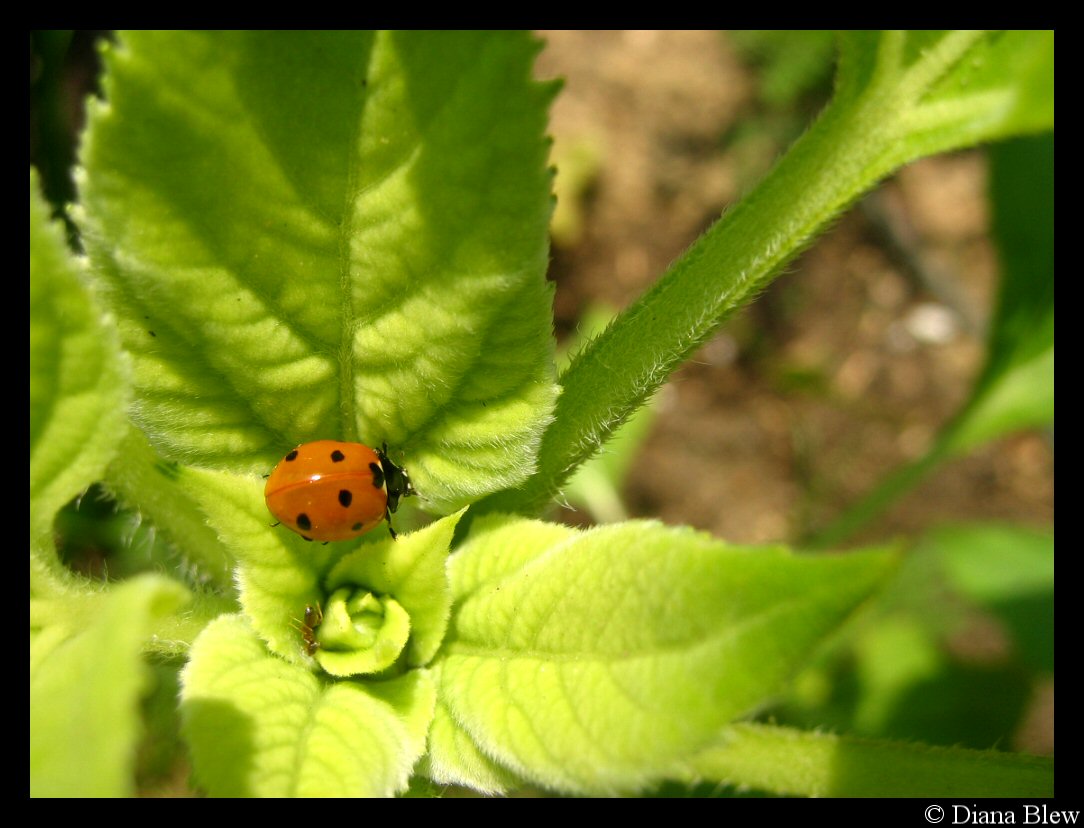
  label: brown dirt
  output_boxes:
[534,30,1053,547]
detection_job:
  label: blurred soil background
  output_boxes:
[536,30,1052,547]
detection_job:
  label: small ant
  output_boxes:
[291,602,324,656]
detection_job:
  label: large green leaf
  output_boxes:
[427,516,897,794]
[30,575,190,797]
[181,614,435,796]
[30,169,128,553]
[103,426,235,588]
[79,31,558,513]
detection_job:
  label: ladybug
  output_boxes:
[264,440,414,542]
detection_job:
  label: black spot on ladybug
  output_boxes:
[338,489,352,507]
[285,450,298,462]
[352,522,363,531]
[331,450,345,463]
[296,513,312,531]
[370,462,385,489]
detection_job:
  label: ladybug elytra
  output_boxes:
[264,440,414,542]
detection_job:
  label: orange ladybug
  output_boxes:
[264,440,413,542]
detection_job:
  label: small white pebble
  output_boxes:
[904,302,959,345]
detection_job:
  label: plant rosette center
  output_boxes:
[313,586,411,676]
[291,512,462,679]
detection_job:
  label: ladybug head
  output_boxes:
[377,442,414,514]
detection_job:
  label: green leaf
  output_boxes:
[181,614,435,796]
[30,169,128,553]
[79,30,558,514]
[892,31,1054,161]
[482,30,1053,518]
[945,133,1054,453]
[729,30,836,108]
[935,524,1053,605]
[927,523,1054,674]
[323,509,462,673]
[849,619,1034,748]
[104,426,235,587]
[678,722,1053,797]
[985,135,1055,367]
[315,587,412,675]
[780,521,1052,748]
[833,31,1054,166]
[422,695,526,794]
[179,467,340,663]
[30,575,190,797]
[947,349,1053,453]
[429,516,897,794]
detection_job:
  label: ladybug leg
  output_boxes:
[386,506,398,540]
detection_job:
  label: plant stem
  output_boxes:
[675,722,1053,797]
[482,69,903,517]
[805,438,951,549]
